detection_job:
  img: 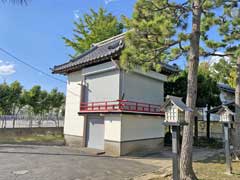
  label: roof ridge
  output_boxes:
[93,32,127,47]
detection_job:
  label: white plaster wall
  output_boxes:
[121,115,165,141]
[104,114,121,142]
[85,70,120,102]
[122,71,164,105]
[64,71,85,136]
[82,61,117,76]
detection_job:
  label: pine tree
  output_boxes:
[120,1,227,179]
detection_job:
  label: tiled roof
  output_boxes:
[217,105,235,115]
[218,83,235,94]
[52,32,179,75]
[162,95,193,112]
[208,101,235,114]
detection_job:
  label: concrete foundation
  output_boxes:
[104,137,164,156]
[104,140,121,156]
[120,137,164,155]
[64,134,84,147]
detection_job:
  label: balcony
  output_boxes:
[80,100,164,115]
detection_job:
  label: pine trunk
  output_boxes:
[180,1,201,179]
[234,56,240,159]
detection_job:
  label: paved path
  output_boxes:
[0,145,222,180]
[0,145,158,180]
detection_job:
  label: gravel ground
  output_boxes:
[0,145,158,180]
[0,144,222,180]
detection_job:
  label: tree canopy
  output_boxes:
[165,62,221,108]
[210,58,236,88]
[63,7,124,57]
[0,81,65,117]
[120,0,226,71]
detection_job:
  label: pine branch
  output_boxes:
[150,1,190,13]
[202,52,234,57]
[200,0,207,8]
[154,41,181,53]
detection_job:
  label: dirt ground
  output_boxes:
[0,144,238,180]
[0,144,158,180]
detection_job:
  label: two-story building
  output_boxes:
[52,33,178,156]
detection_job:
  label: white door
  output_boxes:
[86,114,105,150]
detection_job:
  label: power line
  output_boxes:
[0,48,67,84]
[0,47,80,97]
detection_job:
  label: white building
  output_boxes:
[52,33,178,155]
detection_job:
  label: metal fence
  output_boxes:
[0,115,64,128]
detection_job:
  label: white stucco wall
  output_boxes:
[122,71,165,105]
[104,114,121,142]
[121,114,165,141]
[85,69,120,102]
[64,71,85,136]
[64,61,167,139]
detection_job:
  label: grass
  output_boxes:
[145,154,240,180]
[194,154,240,180]
[194,137,223,149]
[0,134,64,144]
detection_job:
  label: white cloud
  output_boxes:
[104,0,116,4]
[73,10,81,19]
[0,60,16,75]
[204,51,230,66]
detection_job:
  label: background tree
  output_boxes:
[26,85,42,115]
[216,0,240,156]
[165,62,221,140]
[120,1,227,179]
[48,88,65,127]
[0,81,65,127]
[48,88,65,115]
[0,83,10,128]
[0,81,27,127]
[0,81,25,115]
[63,8,124,57]
[0,82,11,115]
[8,81,24,127]
[210,58,236,87]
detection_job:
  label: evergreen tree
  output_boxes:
[165,62,221,140]
[120,1,227,179]
[63,8,123,57]
[210,58,236,87]
[216,0,240,157]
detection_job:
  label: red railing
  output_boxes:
[80,100,164,115]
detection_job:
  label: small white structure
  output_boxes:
[162,96,192,124]
[52,33,179,155]
[217,106,235,123]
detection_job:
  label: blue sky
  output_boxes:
[0,0,136,92]
[0,0,231,93]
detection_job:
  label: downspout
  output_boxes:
[79,76,88,147]
[112,57,124,155]
[111,57,120,70]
